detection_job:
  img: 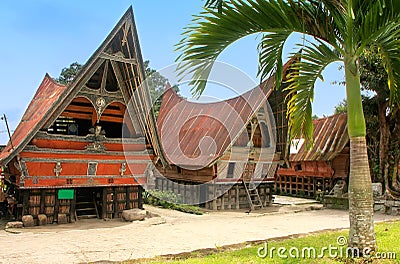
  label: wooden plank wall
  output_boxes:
[102,186,141,219]
[155,164,215,183]
[20,186,142,225]
[154,177,273,210]
[276,157,349,198]
[22,189,74,225]
[205,183,273,210]
[155,178,202,205]
[331,154,350,178]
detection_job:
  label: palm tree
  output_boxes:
[176,0,400,251]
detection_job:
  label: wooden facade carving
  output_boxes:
[54,162,62,177]
[14,159,29,177]
[99,51,137,65]
[87,162,98,176]
[32,176,38,185]
[120,162,127,176]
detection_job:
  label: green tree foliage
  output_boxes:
[360,49,389,95]
[145,60,169,101]
[55,62,82,85]
[334,48,400,192]
[361,95,381,182]
[334,96,382,185]
[312,114,319,120]
[144,60,180,117]
[359,48,400,196]
[334,99,347,114]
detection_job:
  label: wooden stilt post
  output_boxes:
[138,186,143,209]
[70,189,76,222]
[236,185,240,209]
[102,188,107,219]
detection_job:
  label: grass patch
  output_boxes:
[143,190,203,215]
[136,221,400,263]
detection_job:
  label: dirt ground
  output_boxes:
[0,202,398,264]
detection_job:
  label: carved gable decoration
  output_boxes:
[0,6,166,166]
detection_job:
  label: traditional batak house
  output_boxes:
[0,7,164,224]
[275,113,350,198]
[153,60,295,211]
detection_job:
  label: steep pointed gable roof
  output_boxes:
[0,6,165,165]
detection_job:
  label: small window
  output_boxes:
[260,122,271,147]
[294,163,302,171]
[227,162,235,178]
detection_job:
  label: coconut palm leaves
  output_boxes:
[286,41,340,144]
[177,0,400,141]
[176,0,303,96]
[205,0,224,12]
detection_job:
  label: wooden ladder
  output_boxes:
[75,192,99,220]
[242,180,264,211]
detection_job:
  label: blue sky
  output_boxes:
[0,1,345,144]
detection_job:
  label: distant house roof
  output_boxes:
[0,74,66,162]
[157,58,297,168]
[290,113,348,162]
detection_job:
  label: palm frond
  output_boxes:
[176,0,347,97]
[258,31,291,90]
[291,0,346,50]
[376,37,400,107]
[285,41,340,146]
[357,0,400,49]
[176,0,315,96]
[356,0,400,107]
[204,0,224,12]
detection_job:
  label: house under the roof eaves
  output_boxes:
[152,59,296,211]
[276,113,350,198]
[0,7,164,224]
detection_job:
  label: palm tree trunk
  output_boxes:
[348,137,376,250]
[345,57,376,251]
